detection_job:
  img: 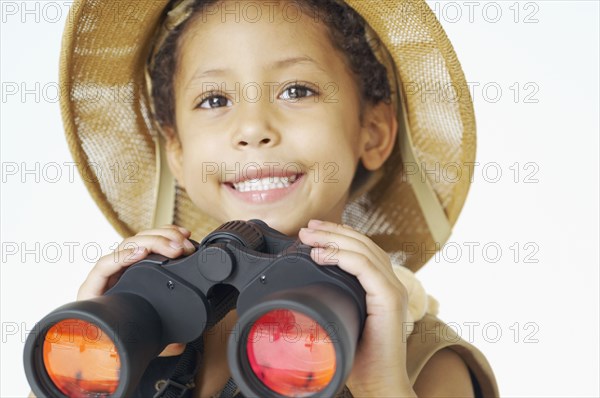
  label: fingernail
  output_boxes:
[169,241,183,250]
[311,247,324,260]
[302,228,315,233]
[183,239,195,251]
[309,219,323,225]
[177,226,190,234]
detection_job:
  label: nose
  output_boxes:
[236,134,276,148]
[232,103,280,149]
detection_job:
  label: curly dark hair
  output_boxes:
[149,0,392,132]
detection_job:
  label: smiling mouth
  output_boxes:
[225,174,303,192]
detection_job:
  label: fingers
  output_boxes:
[299,220,408,309]
[77,246,147,300]
[136,224,191,240]
[77,225,192,359]
[300,220,391,273]
[118,225,195,256]
[78,225,194,301]
[310,246,407,307]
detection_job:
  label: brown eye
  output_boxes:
[198,95,232,109]
[280,85,316,101]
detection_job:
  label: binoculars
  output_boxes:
[24,220,366,398]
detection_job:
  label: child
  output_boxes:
[38,0,499,396]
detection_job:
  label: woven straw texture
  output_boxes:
[59,0,475,272]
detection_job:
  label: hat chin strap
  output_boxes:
[397,93,452,245]
[152,134,177,228]
[362,22,452,246]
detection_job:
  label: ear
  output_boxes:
[359,101,398,171]
[163,126,186,189]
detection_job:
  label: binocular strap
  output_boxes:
[153,342,244,398]
[218,377,241,398]
[155,292,240,398]
[153,337,204,398]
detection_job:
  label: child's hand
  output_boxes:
[77,225,196,357]
[299,220,417,397]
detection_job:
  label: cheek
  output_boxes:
[178,131,221,172]
[179,147,212,187]
[308,142,360,189]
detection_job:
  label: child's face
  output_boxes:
[165,0,395,236]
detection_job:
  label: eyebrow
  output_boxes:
[186,56,327,88]
[271,56,327,73]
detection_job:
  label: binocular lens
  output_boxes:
[246,309,336,397]
[42,319,120,397]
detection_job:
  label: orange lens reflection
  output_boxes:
[42,319,120,397]
[246,309,336,397]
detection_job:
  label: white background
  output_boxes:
[1,1,598,397]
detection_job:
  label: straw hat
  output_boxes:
[59,0,475,272]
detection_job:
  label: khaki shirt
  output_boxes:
[332,314,499,398]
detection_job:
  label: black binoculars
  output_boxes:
[24,219,366,398]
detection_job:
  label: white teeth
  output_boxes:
[232,175,299,192]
